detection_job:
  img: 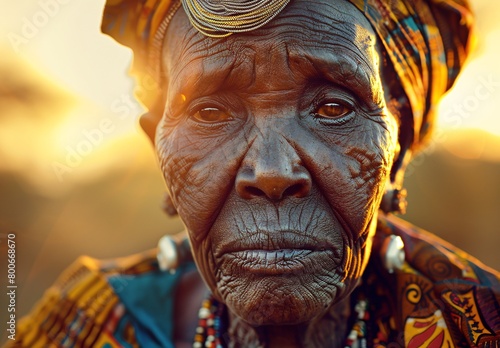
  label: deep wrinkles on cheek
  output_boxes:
[157,132,203,222]
[347,147,381,191]
[158,125,258,245]
[346,122,394,192]
[157,132,201,213]
[198,238,220,296]
[283,122,388,241]
[341,139,392,233]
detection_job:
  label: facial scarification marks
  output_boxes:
[346,147,380,190]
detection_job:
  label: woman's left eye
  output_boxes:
[314,102,353,119]
[191,107,232,123]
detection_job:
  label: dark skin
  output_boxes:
[152,0,400,346]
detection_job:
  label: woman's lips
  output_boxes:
[215,230,342,274]
[223,248,333,275]
[215,230,335,255]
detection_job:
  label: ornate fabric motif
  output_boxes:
[5,250,176,348]
[4,255,141,347]
[367,216,500,347]
[347,0,472,151]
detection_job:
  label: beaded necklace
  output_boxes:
[344,297,369,348]
[193,297,225,348]
[193,294,371,348]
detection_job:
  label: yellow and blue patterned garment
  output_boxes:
[100,0,472,151]
[7,250,196,348]
[7,215,500,347]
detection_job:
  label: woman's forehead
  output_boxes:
[162,0,379,95]
[166,0,375,51]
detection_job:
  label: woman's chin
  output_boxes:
[220,275,343,326]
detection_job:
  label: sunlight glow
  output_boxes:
[438,29,500,137]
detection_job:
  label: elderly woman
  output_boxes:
[9,0,500,347]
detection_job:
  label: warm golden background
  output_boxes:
[1,0,500,343]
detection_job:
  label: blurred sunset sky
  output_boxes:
[1,0,500,338]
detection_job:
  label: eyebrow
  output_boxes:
[289,45,382,109]
[166,50,251,106]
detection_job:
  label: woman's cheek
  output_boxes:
[156,124,249,241]
[159,133,243,295]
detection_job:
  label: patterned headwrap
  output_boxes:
[101,0,473,151]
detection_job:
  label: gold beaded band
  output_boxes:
[150,1,183,85]
[149,0,292,85]
[181,0,291,38]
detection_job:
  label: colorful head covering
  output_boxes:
[101,0,473,151]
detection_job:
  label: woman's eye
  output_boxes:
[315,102,352,119]
[192,107,231,123]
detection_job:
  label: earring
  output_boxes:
[381,187,407,215]
[162,193,178,217]
[157,235,193,274]
[157,235,179,274]
[380,235,405,273]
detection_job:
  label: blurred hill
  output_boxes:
[404,130,500,270]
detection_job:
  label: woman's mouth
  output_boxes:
[215,230,340,275]
[222,248,334,275]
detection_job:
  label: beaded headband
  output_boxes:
[181,0,291,38]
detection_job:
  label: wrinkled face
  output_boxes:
[157,0,398,326]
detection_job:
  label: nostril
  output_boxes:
[245,186,265,197]
[283,183,304,198]
[235,166,312,200]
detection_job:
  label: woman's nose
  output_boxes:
[235,135,312,201]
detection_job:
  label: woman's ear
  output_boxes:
[380,75,413,215]
[139,111,162,143]
[381,145,412,215]
[139,90,167,143]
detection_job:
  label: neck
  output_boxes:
[226,296,351,348]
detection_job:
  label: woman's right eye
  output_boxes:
[191,107,232,124]
[314,102,353,120]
